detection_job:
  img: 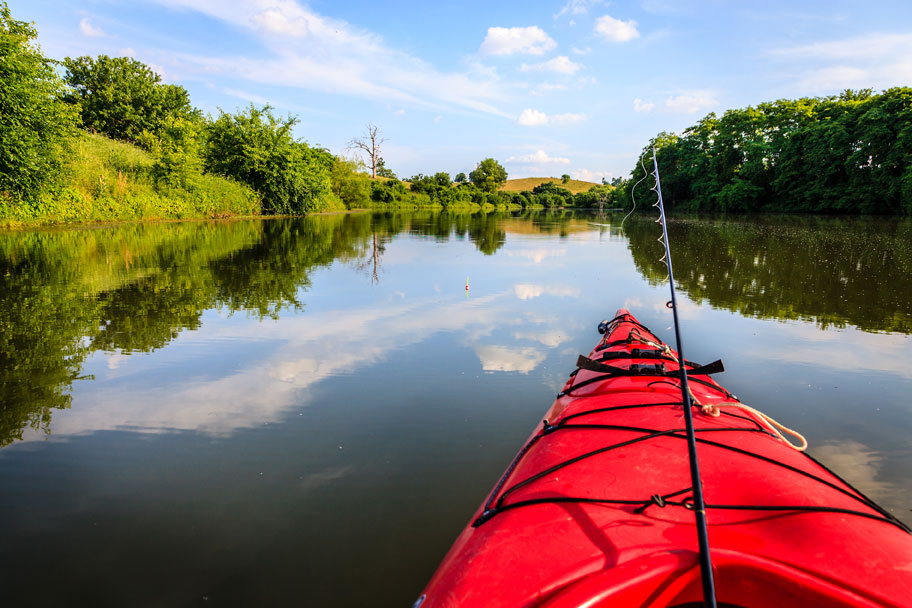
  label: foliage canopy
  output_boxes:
[204,104,333,214]
[469,158,508,193]
[63,54,196,147]
[0,2,77,201]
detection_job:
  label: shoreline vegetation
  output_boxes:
[1,3,910,230]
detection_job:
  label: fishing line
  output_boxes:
[651,146,718,608]
[621,153,652,228]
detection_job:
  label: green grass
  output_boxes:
[502,177,599,194]
[0,133,260,227]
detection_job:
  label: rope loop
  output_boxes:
[627,327,808,452]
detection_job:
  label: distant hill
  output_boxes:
[502,177,599,194]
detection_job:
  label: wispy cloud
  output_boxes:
[554,0,606,19]
[513,283,581,299]
[594,15,639,42]
[769,33,912,92]
[664,91,718,114]
[474,345,545,373]
[530,82,569,96]
[479,26,557,56]
[507,149,571,164]
[517,108,586,126]
[79,17,105,37]
[633,97,655,112]
[145,0,512,117]
[573,168,610,182]
[521,55,583,75]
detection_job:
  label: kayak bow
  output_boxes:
[417,310,912,608]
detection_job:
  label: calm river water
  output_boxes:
[1,211,911,606]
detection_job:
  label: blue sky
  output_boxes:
[13,0,912,182]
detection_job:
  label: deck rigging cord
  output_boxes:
[650,146,718,608]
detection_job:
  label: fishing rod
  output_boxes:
[651,146,718,607]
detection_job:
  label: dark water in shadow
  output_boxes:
[1,211,910,605]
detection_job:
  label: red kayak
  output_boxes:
[417,310,912,607]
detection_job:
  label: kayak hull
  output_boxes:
[418,310,912,607]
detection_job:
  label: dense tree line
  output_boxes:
[620,89,912,214]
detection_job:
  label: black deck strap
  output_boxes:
[560,368,730,399]
[576,355,724,377]
[599,350,706,372]
[693,359,725,375]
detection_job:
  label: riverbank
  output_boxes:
[0,133,261,229]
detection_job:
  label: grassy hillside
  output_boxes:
[0,133,260,227]
[502,177,599,194]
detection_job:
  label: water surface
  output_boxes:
[1,211,910,606]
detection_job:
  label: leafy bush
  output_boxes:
[0,2,78,202]
[469,158,507,193]
[331,157,371,208]
[63,54,196,147]
[203,105,332,214]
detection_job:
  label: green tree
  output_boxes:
[375,157,396,178]
[330,157,371,208]
[469,158,507,193]
[204,104,332,214]
[0,2,78,202]
[151,115,201,187]
[63,54,195,147]
[561,174,571,184]
[454,172,467,183]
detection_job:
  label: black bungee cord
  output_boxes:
[651,146,718,608]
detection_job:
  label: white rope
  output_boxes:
[627,328,808,451]
[698,401,808,452]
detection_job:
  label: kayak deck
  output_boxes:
[418,310,912,607]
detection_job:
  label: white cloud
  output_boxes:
[521,55,583,75]
[771,32,912,61]
[505,248,568,264]
[517,108,586,126]
[549,112,586,125]
[513,283,580,299]
[34,290,528,440]
[571,46,592,55]
[531,82,569,96]
[813,441,897,502]
[513,330,570,348]
[475,345,546,373]
[507,149,571,164]
[573,168,610,182]
[554,0,605,19]
[223,87,269,104]
[664,91,718,114]
[518,108,549,125]
[479,26,557,56]
[633,97,655,112]
[594,15,639,42]
[79,17,105,37]
[142,1,512,117]
[769,33,912,92]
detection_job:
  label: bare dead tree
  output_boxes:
[347,124,386,179]
[356,233,386,284]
